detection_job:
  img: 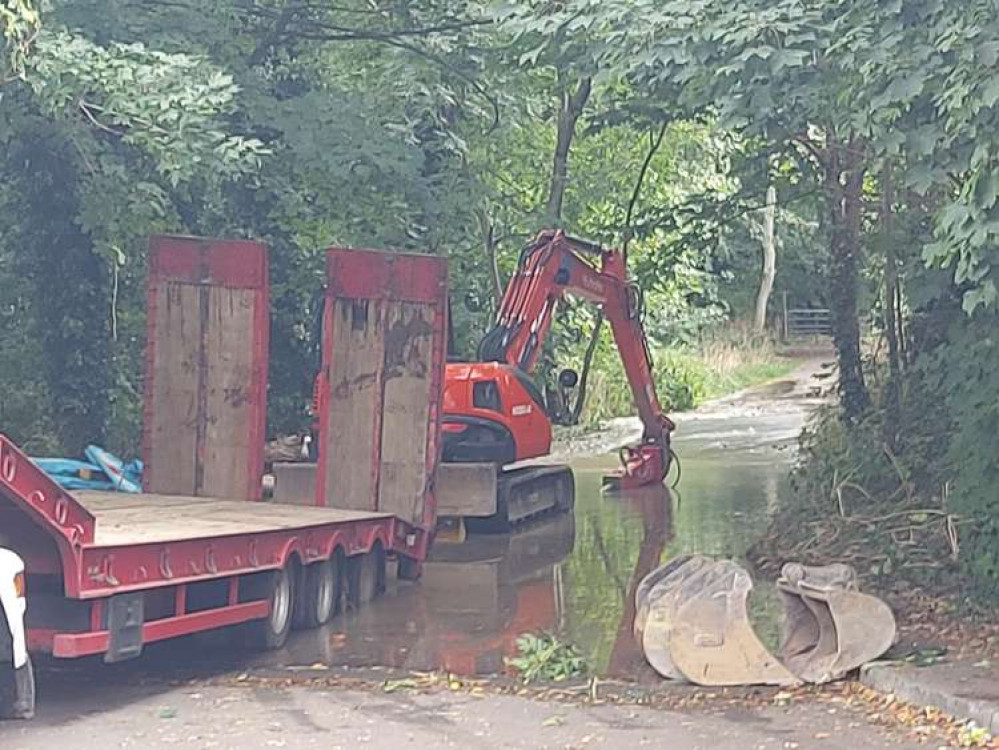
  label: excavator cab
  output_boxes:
[442,296,581,465]
[441,361,553,464]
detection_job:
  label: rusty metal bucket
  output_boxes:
[635,558,895,687]
[633,554,700,641]
[776,563,896,683]
[636,555,714,680]
[665,560,801,686]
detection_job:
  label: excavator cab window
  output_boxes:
[472,380,503,413]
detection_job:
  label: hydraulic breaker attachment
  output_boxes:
[776,563,896,683]
[603,441,668,491]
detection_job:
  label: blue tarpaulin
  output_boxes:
[31,446,143,493]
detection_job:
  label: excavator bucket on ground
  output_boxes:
[776,563,896,683]
[633,554,697,638]
[635,555,711,680]
[635,558,895,687]
[664,560,801,686]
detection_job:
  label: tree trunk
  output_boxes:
[881,163,902,451]
[475,210,503,308]
[545,76,591,227]
[754,185,777,333]
[825,134,871,424]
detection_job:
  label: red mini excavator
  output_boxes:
[435,230,675,529]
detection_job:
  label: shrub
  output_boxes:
[506,633,588,684]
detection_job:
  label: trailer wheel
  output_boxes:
[396,555,422,582]
[246,566,294,650]
[348,543,386,609]
[0,656,35,720]
[295,557,342,629]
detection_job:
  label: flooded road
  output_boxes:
[12,357,935,750]
[252,358,828,679]
[26,358,830,712]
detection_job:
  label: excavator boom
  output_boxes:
[443,230,675,491]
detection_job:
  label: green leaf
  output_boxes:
[963,281,997,314]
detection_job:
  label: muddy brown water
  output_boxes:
[31,368,826,704]
[250,374,819,680]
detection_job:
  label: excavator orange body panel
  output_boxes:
[442,362,551,463]
[442,230,673,487]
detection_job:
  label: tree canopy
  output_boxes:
[4,0,999,597]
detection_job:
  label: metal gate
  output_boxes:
[781,293,832,338]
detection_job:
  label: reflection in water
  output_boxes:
[261,512,577,676]
[33,385,815,696]
[601,486,673,677]
[256,410,803,677]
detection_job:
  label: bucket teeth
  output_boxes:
[635,558,895,686]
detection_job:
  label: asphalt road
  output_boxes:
[0,679,927,750]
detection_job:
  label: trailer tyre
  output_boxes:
[295,557,341,629]
[246,566,294,650]
[396,555,422,582]
[348,543,386,609]
[0,657,35,721]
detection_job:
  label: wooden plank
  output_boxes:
[377,302,435,524]
[316,246,447,557]
[322,299,383,511]
[202,287,258,499]
[144,238,269,500]
[75,491,388,547]
[145,283,201,496]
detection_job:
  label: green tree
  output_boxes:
[1,17,265,451]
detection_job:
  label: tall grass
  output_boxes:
[575,324,796,426]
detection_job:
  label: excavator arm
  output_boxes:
[476,230,675,488]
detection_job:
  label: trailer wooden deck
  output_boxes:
[76,492,390,547]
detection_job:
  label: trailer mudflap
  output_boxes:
[105,593,145,663]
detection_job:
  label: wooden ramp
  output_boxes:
[143,235,269,500]
[315,249,447,540]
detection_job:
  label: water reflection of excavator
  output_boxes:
[422,513,576,675]
[304,513,577,675]
[438,230,676,529]
[606,486,674,677]
[424,487,670,677]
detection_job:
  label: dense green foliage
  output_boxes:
[4,1,998,600]
[551,0,999,600]
[0,0,803,456]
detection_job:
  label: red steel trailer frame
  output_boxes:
[0,236,447,664]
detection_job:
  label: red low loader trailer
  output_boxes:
[0,236,447,706]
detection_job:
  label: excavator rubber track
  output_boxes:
[466,465,575,534]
